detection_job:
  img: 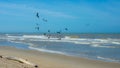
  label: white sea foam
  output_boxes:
[6,35,22,41]
[22,35,48,39]
[9,40,25,44]
[1,34,120,63]
[74,41,90,44]
[29,46,66,55]
[97,56,119,62]
[2,34,120,48]
[112,42,120,45]
[90,44,116,48]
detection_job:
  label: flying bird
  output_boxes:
[65,28,68,31]
[42,18,47,22]
[56,31,62,40]
[36,23,39,25]
[43,33,46,35]
[57,31,61,34]
[57,30,62,34]
[35,27,40,31]
[48,30,50,33]
[36,12,39,18]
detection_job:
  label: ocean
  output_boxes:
[0,33,120,63]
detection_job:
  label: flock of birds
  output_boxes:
[35,12,68,39]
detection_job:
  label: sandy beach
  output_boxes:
[0,46,120,68]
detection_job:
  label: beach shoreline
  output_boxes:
[0,46,120,68]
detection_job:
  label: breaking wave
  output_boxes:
[97,56,120,63]
[90,44,117,48]
[29,46,66,55]
[0,34,120,48]
[0,34,120,63]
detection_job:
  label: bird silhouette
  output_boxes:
[36,12,39,18]
[42,18,47,22]
[43,33,46,35]
[48,30,50,33]
[35,27,40,31]
[57,31,61,34]
[36,23,39,25]
[65,28,68,31]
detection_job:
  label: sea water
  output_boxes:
[0,33,120,63]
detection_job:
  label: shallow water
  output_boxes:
[0,33,120,63]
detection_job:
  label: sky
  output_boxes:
[0,0,120,33]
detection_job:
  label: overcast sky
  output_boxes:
[0,0,120,33]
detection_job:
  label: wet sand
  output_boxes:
[0,46,120,68]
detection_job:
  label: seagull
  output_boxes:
[65,28,68,31]
[57,31,61,34]
[36,23,39,25]
[48,30,50,33]
[36,12,39,18]
[56,31,62,40]
[42,18,47,22]
[43,33,46,35]
[35,27,40,31]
